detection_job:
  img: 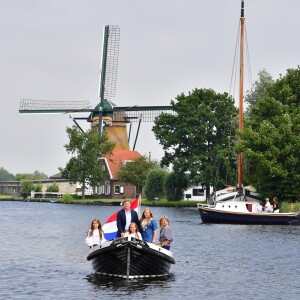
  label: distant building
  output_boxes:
[0,177,75,196]
[0,150,142,199]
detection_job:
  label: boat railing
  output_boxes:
[233,193,237,202]
[197,203,214,209]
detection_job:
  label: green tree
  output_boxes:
[46,182,59,193]
[153,88,237,198]
[144,168,168,200]
[32,170,48,179]
[245,69,274,107]
[164,172,189,201]
[15,170,48,181]
[0,167,15,181]
[20,180,35,198]
[60,126,115,199]
[117,156,157,193]
[239,67,300,201]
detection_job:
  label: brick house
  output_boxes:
[97,149,142,199]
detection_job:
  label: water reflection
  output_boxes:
[85,273,175,294]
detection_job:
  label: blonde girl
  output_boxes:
[124,222,142,240]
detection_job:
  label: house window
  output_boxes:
[114,185,124,194]
[114,185,120,194]
[97,181,111,195]
[193,188,205,196]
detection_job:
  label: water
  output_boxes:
[0,201,299,300]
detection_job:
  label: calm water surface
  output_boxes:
[0,201,299,300]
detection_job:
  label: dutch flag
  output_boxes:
[103,196,140,240]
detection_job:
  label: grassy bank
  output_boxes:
[0,196,199,207]
[0,195,299,211]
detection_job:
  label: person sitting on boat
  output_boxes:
[124,222,142,240]
[158,215,173,250]
[263,198,273,212]
[117,199,140,238]
[85,218,106,248]
[140,208,158,244]
[272,196,280,213]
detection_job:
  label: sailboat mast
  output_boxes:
[238,0,245,189]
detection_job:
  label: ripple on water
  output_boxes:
[0,202,299,299]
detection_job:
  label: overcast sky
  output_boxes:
[1,0,300,177]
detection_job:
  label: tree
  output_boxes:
[20,180,35,198]
[239,67,300,201]
[153,88,238,198]
[117,156,157,193]
[15,171,48,181]
[245,69,274,107]
[32,170,48,179]
[164,172,189,201]
[60,126,115,199]
[144,168,168,200]
[0,167,15,181]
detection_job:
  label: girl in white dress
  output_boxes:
[124,222,142,240]
[85,218,106,248]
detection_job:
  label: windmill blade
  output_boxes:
[112,105,175,122]
[99,25,120,102]
[19,99,93,114]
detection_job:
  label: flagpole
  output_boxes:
[138,194,141,218]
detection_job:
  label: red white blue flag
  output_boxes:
[103,196,140,240]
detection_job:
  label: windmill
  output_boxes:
[19,25,174,151]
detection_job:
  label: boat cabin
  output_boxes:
[215,201,263,213]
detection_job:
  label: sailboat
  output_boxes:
[197,1,300,225]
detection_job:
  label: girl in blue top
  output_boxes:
[140,208,158,243]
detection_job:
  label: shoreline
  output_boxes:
[0,198,200,207]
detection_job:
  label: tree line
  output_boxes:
[4,66,299,202]
[119,67,300,202]
[0,168,59,194]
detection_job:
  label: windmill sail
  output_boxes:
[99,25,120,102]
[18,25,174,150]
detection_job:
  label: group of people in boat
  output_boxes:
[85,199,173,250]
[262,196,280,213]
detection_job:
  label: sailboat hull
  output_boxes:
[198,206,300,225]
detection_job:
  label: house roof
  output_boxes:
[49,172,63,179]
[103,150,142,179]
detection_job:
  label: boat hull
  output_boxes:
[198,206,300,225]
[87,238,175,279]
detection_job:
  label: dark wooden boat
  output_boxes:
[87,237,175,279]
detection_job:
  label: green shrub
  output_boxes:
[281,201,300,212]
[62,193,73,204]
[164,172,189,201]
[46,182,59,192]
[145,169,168,200]
[20,180,35,193]
[35,183,43,192]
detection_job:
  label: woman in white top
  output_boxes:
[85,218,106,248]
[124,222,142,240]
